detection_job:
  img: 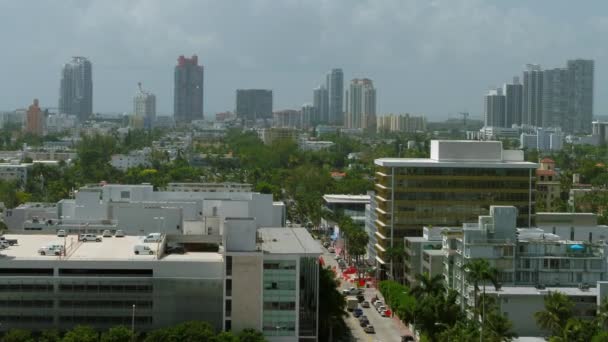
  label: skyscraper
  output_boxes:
[235,89,273,121]
[522,64,543,127]
[541,68,569,130]
[484,88,506,127]
[134,82,156,130]
[25,99,44,136]
[312,86,328,124]
[59,56,93,122]
[326,68,344,125]
[346,78,376,130]
[174,55,204,123]
[503,77,523,127]
[567,59,594,134]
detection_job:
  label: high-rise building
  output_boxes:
[371,140,537,281]
[523,64,543,127]
[326,69,344,125]
[484,88,506,127]
[567,59,594,134]
[301,104,315,129]
[376,114,427,133]
[272,109,301,129]
[25,99,44,136]
[541,68,569,130]
[134,82,156,130]
[504,77,523,127]
[346,78,376,130]
[236,90,273,121]
[173,55,204,123]
[312,86,328,124]
[59,56,93,122]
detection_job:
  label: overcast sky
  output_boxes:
[1,0,607,120]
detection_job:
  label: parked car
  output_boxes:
[373,301,384,309]
[361,301,370,308]
[376,305,387,313]
[0,241,10,249]
[79,234,101,242]
[56,230,66,237]
[102,230,113,238]
[364,325,375,334]
[356,294,365,303]
[327,247,335,253]
[115,230,125,237]
[381,309,392,317]
[0,236,18,246]
[371,295,379,304]
[353,308,363,318]
[359,319,369,327]
[341,289,351,295]
[134,245,155,255]
[358,315,368,323]
[143,233,162,243]
[165,245,185,254]
[38,244,64,256]
[322,242,330,248]
[402,335,415,342]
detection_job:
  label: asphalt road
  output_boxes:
[320,247,411,342]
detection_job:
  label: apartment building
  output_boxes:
[371,140,537,280]
[536,158,562,211]
[403,226,443,286]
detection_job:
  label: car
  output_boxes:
[358,315,368,323]
[356,294,365,303]
[134,245,155,255]
[359,320,369,327]
[353,308,363,318]
[0,236,18,246]
[102,230,113,238]
[115,230,125,237]
[38,244,64,256]
[377,305,387,313]
[143,233,162,243]
[381,309,391,317]
[402,335,415,342]
[373,300,384,308]
[361,301,370,308]
[364,325,375,334]
[334,255,341,260]
[57,230,66,237]
[371,296,379,304]
[341,289,351,295]
[79,234,101,242]
[165,245,185,254]
[327,247,335,253]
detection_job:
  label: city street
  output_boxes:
[320,246,413,342]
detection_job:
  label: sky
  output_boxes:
[1,0,607,120]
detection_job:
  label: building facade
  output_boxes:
[134,83,156,130]
[273,110,302,129]
[59,56,93,122]
[567,59,594,134]
[25,99,45,136]
[326,69,344,126]
[345,78,376,130]
[484,88,506,127]
[523,64,543,127]
[536,158,561,212]
[236,89,273,121]
[542,68,569,130]
[504,77,523,127]
[372,140,537,281]
[376,114,427,133]
[174,55,204,123]
[312,86,328,124]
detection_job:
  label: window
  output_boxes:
[226,279,232,297]
[226,256,232,276]
[120,191,130,199]
[225,299,232,317]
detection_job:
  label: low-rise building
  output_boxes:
[520,128,564,151]
[536,158,561,211]
[403,226,443,286]
[298,140,334,151]
[0,163,30,183]
[165,183,252,193]
[256,128,298,145]
[110,149,151,171]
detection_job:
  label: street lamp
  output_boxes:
[131,304,136,342]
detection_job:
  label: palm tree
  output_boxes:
[410,273,444,299]
[465,259,498,321]
[595,296,608,330]
[484,311,517,341]
[534,291,574,337]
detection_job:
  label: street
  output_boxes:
[320,246,413,342]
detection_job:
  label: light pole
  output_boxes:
[131,304,136,342]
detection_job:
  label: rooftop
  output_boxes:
[485,286,598,297]
[323,194,371,204]
[0,234,221,262]
[259,228,323,255]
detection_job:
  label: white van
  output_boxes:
[38,244,64,256]
[143,233,162,243]
[133,245,155,255]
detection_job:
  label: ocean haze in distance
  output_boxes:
[0,0,606,120]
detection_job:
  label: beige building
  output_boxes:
[536,158,561,211]
[25,99,45,136]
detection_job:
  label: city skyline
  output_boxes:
[2,1,608,120]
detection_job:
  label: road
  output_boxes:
[320,247,413,342]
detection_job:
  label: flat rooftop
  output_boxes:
[485,286,598,297]
[375,158,537,169]
[323,194,371,204]
[0,234,221,262]
[259,228,323,255]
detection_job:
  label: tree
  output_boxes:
[100,326,135,342]
[534,292,574,337]
[318,267,347,342]
[465,259,498,321]
[61,325,98,342]
[212,332,239,342]
[2,329,35,342]
[237,328,267,342]
[410,273,444,299]
[484,310,517,341]
[38,329,61,342]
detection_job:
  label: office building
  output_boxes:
[301,104,315,129]
[236,89,273,121]
[484,88,506,127]
[541,67,569,130]
[372,140,537,281]
[523,64,543,127]
[592,121,608,144]
[134,82,156,130]
[345,78,376,130]
[59,56,93,122]
[519,127,564,152]
[312,86,328,124]
[376,114,427,133]
[25,99,45,136]
[174,55,204,123]
[567,59,594,134]
[504,77,523,127]
[326,69,344,126]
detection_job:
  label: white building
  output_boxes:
[520,128,564,151]
[110,148,151,171]
[46,113,77,134]
[165,182,253,193]
[298,140,334,151]
[134,83,156,130]
[0,163,30,183]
